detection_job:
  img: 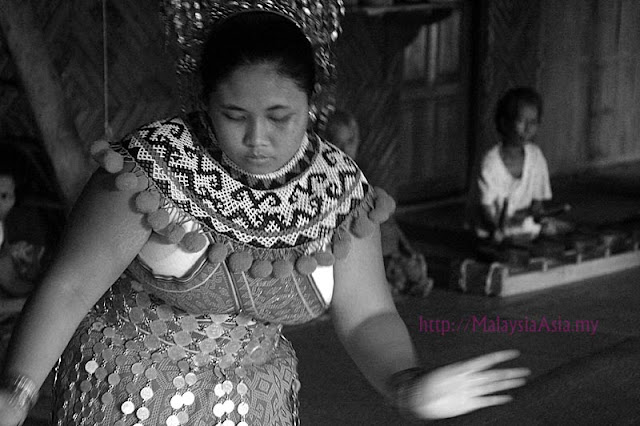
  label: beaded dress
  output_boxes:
[51,111,394,426]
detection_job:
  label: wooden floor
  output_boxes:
[288,267,640,425]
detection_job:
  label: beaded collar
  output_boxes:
[115,113,371,253]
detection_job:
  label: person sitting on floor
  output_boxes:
[324,109,433,297]
[470,87,557,243]
[0,159,41,301]
[0,141,65,365]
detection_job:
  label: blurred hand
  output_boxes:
[0,390,29,426]
[411,350,529,419]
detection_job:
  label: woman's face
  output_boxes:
[505,103,539,146]
[207,62,309,175]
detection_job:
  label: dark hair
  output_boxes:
[200,12,315,100]
[494,87,543,137]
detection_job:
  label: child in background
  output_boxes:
[0,163,42,299]
[324,109,432,296]
[323,109,360,159]
[471,87,552,242]
[0,143,65,367]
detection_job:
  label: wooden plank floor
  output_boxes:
[287,266,640,425]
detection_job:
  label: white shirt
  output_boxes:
[473,143,552,236]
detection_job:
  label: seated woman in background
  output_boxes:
[469,87,556,243]
[324,109,433,297]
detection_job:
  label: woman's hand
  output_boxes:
[0,390,29,426]
[411,349,530,419]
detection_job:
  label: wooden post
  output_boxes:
[0,0,92,208]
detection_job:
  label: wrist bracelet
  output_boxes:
[0,374,39,410]
[388,367,427,416]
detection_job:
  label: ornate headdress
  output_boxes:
[159,0,345,130]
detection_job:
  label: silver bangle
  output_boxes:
[0,374,39,410]
[388,367,426,417]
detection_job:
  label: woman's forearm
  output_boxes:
[332,226,420,398]
[2,234,138,389]
[2,271,107,389]
[1,169,150,390]
[337,310,419,398]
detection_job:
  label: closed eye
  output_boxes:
[269,114,292,124]
[223,112,246,121]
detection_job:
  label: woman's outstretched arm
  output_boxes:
[332,225,530,419]
[0,168,151,424]
[332,226,418,394]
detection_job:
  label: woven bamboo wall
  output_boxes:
[537,0,640,172]
[0,0,178,144]
[333,12,447,198]
[334,14,404,195]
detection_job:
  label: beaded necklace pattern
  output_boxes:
[118,112,369,251]
[91,110,395,283]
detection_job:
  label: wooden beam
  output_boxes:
[499,250,640,296]
[456,248,640,297]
